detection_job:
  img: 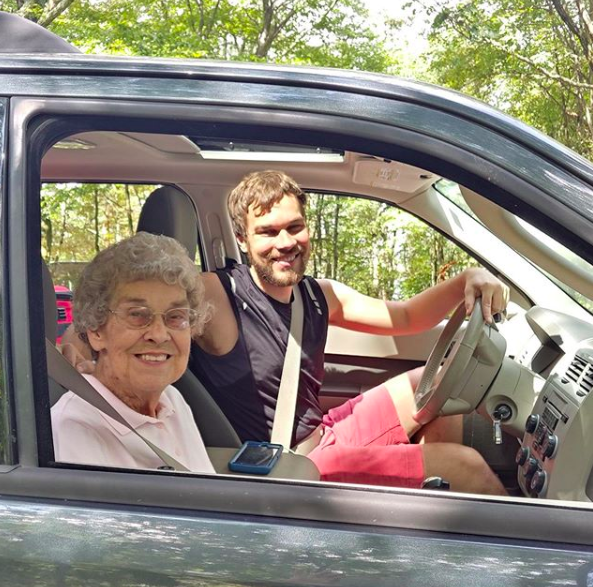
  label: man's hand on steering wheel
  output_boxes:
[462,268,510,324]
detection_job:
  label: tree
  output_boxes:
[0,0,75,27]
[307,193,476,300]
[425,0,593,158]
[41,183,152,287]
[34,0,396,72]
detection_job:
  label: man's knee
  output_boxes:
[422,443,506,495]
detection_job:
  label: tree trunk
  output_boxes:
[331,199,341,280]
[124,184,134,235]
[93,186,100,254]
[18,0,77,27]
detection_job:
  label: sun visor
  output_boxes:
[352,158,436,194]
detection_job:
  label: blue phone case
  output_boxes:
[228,441,283,474]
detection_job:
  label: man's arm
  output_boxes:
[192,272,238,356]
[318,268,509,336]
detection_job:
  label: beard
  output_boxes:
[247,245,310,288]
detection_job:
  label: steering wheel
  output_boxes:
[413,299,506,426]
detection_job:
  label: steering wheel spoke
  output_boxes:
[413,299,507,426]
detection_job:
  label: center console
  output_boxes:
[517,349,593,501]
[207,447,320,481]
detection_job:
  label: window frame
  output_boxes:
[0,98,15,467]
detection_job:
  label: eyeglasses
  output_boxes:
[109,306,197,331]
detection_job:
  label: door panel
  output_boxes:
[2,493,593,586]
[0,99,10,465]
[321,323,444,408]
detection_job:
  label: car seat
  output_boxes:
[137,186,241,448]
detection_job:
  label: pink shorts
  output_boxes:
[307,385,425,488]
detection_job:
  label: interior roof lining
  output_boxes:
[20,98,592,260]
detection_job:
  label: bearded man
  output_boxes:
[191,170,509,494]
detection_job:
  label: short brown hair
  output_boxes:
[227,170,306,238]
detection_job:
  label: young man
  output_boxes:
[190,170,509,494]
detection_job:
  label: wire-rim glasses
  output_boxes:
[109,306,197,331]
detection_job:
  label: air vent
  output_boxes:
[57,308,67,321]
[583,371,593,395]
[566,354,593,395]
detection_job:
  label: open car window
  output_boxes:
[31,123,576,501]
[34,122,593,500]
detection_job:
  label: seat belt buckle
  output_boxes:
[421,476,450,490]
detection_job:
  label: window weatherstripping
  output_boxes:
[0,99,12,465]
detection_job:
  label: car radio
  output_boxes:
[517,351,593,500]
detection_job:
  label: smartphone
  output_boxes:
[228,441,283,475]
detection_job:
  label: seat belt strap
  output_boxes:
[270,285,304,452]
[45,339,190,471]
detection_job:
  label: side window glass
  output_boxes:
[306,193,478,298]
[0,99,11,465]
[40,183,202,344]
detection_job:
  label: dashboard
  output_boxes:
[513,307,593,500]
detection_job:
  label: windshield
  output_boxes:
[434,179,593,313]
[514,218,593,313]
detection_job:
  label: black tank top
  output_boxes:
[189,264,328,447]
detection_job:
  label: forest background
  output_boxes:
[1,0,589,299]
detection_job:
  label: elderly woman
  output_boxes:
[51,232,214,474]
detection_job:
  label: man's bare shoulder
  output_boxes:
[315,278,336,290]
[201,270,224,291]
[201,271,234,311]
[194,271,238,355]
[315,278,349,317]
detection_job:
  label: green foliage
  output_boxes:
[306,193,477,300]
[41,183,154,287]
[40,0,396,72]
[0,0,18,11]
[427,0,593,158]
[0,0,76,27]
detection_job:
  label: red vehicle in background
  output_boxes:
[54,285,73,345]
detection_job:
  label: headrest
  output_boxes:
[42,260,57,344]
[0,12,81,53]
[137,186,198,260]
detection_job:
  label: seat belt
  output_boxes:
[45,339,190,471]
[270,285,304,452]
